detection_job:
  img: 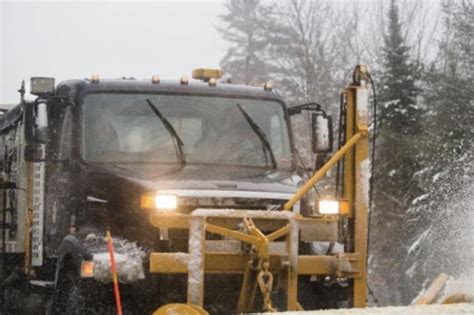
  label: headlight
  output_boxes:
[318,200,340,215]
[155,194,177,211]
[141,193,177,211]
[317,199,350,216]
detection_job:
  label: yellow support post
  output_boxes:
[187,217,206,307]
[345,65,370,308]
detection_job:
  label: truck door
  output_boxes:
[44,105,75,257]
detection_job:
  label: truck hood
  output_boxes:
[88,163,302,196]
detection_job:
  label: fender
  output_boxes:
[54,234,93,287]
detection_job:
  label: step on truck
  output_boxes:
[0,66,370,314]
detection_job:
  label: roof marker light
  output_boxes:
[192,68,224,82]
[91,74,100,83]
[180,76,189,85]
[208,78,217,87]
[151,75,160,84]
[264,81,273,91]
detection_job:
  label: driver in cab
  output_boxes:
[191,105,266,167]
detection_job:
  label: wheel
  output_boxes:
[298,275,349,310]
[51,261,159,315]
[64,282,89,315]
[45,297,54,315]
[52,267,89,315]
[122,273,161,314]
[51,258,106,315]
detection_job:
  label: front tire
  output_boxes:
[65,282,90,314]
[51,259,103,315]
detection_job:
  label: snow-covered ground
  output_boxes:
[435,182,474,301]
[268,303,474,314]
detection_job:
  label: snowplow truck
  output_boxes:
[0,65,370,314]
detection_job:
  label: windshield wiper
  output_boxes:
[146,99,186,165]
[236,103,277,169]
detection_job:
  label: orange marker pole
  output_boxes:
[106,230,123,315]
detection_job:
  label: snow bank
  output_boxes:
[266,303,474,314]
[83,234,146,283]
[93,252,145,283]
[439,183,474,300]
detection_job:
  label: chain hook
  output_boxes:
[257,259,277,312]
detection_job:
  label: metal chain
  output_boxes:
[257,260,277,312]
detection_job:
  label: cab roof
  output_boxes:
[0,78,285,132]
[56,78,284,103]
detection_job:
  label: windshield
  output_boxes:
[82,93,293,169]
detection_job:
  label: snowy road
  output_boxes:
[266,303,474,314]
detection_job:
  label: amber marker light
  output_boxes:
[339,199,350,216]
[151,75,160,84]
[80,260,95,278]
[91,74,100,83]
[209,78,217,87]
[180,76,189,85]
[263,81,273,91]
[141,194,155,209]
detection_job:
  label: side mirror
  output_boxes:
[25,101,49,144]
[25,101,49,162]
[35,102,49,143]
[311,113,333,153]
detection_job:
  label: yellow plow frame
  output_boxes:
[149,65,371,312]
[149,210,361,312]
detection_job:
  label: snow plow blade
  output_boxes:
[153,303,208,315]
[149,209,361,312]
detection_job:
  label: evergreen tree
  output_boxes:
[370,0,424,305]
[380,0,422,135]
[426,0,473,166]
[217,0,271,85]
[374,0,424,226]
[217,0,473,306]
[399,0,474,302]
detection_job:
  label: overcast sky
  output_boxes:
[1,0,226,104]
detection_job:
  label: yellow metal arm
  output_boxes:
[206,223,260,246]
[284,131,366,210]
[266,225,289,242]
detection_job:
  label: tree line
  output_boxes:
[218,0,473,306]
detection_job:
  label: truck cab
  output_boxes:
[41,72,305,253]
[1,69,336,313]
